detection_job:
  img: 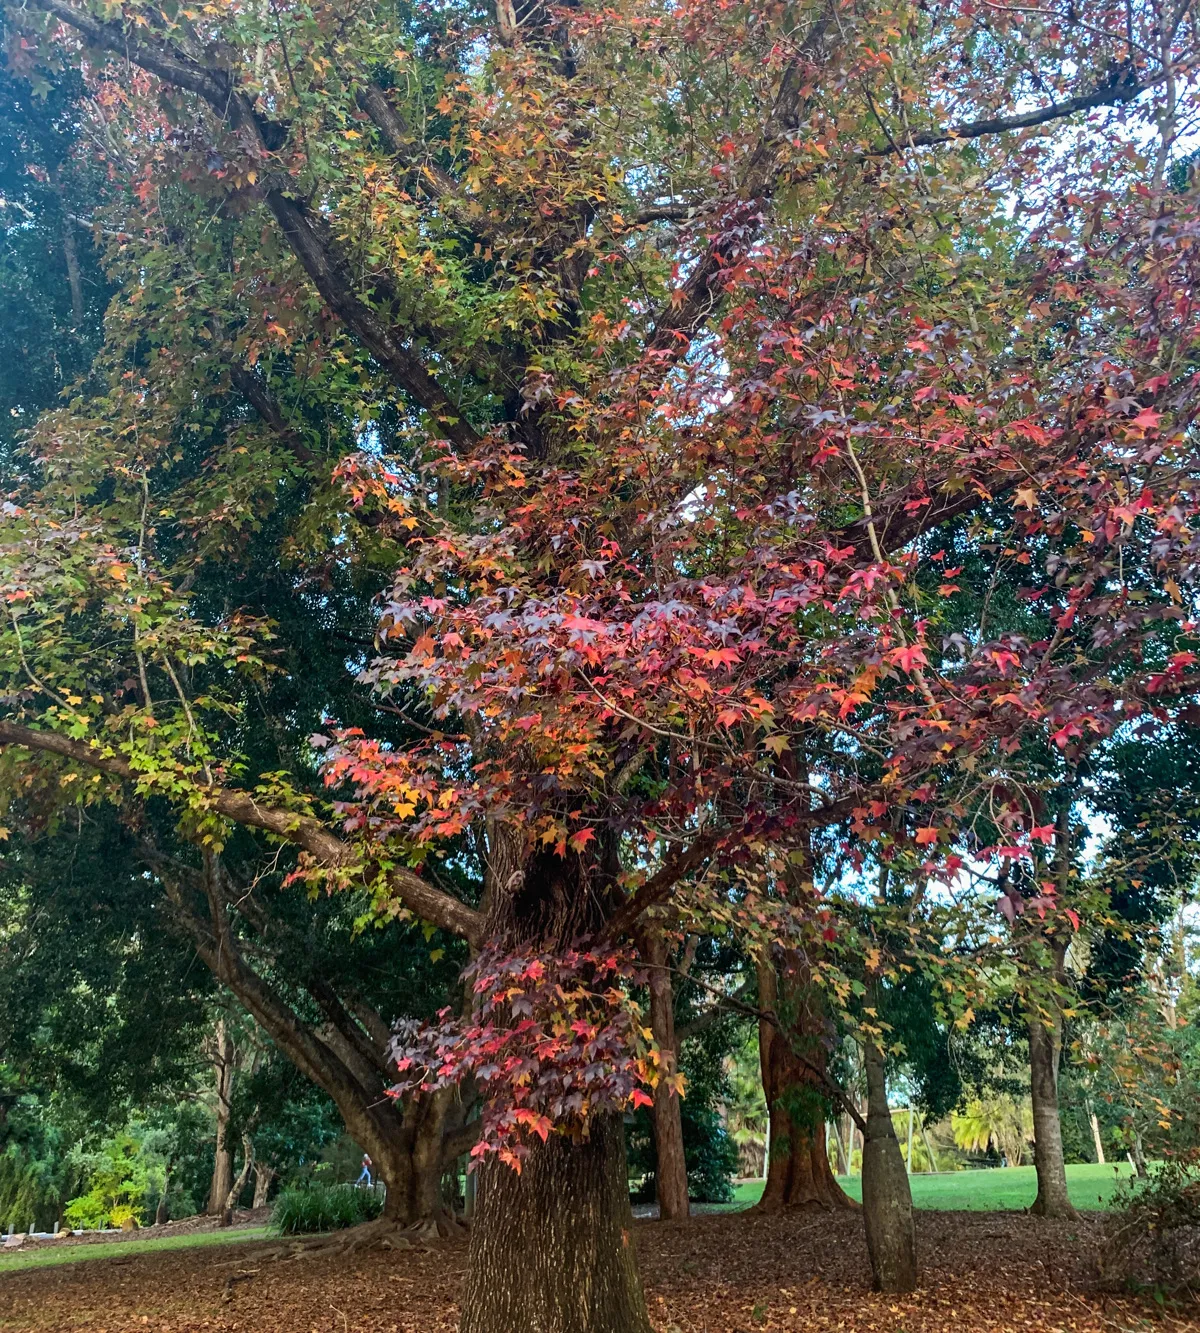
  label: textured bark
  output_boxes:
[755,958,855,1211]
[861,1035,916,1292]
[461,1114,651,1333]
[207,1020,235,1216]
[643,930,689,1221]
[1028,1004,1077,1218]
[462,836,653,1332]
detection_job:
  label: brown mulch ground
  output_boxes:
[1,1209,1194,1333]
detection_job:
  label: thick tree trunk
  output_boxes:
[461,835,653,1333]
[755,958,855,1211]
[643,930,688,1221]
[1028,999,1077,1218]
[252,1162,276,1209]
[207,1020,235,1216]
[861,1035,916,1292]
[461,1114,651,1333]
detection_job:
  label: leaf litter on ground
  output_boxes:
[0,1209,1194,1333]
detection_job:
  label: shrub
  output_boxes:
[271,1182,383,1235]
[1098,1161,1200,1305]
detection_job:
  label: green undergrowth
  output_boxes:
[270,1181,383,1234]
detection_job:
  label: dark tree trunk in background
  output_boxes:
[643,929,689,1221]
[158,855,458,1231]
[207,1019,235,1216]
[461,1114,651,1333]
[861,1033,916,1292]
[1029,801,1079,1219]
[756,957,855,1211]
[1028,976,1077,1218]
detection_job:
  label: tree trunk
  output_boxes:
[155,1166,170,1227]
[643,930,688,1221]
[860,1033,916,1292]
[755,957,855,1211]
[160,857,455,1230]
[1028,993,1077,1218]
[220,1128,255,1227]
[50,169,84,328]
[461,835,653,1333]
[461,1113,651,1333]
[207,1019,235,1216]
[252,1162,276,1209]
[1130,1133,1149,1179]
[1087,1101,1106,1165]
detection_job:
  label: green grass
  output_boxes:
[727,1161,1138,1213]
[0,1163,1136,1275]
[0,1225,270,1274]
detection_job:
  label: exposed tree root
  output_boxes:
[246,1212,468,1265]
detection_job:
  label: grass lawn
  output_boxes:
[726,1161,1137,1213]
[0,1164,1135,1275]
[0,1225,270,1274]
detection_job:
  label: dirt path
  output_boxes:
[0,1209,1191,1333]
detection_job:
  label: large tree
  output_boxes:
[1,1,1199,1329]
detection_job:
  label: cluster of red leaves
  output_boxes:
[389,945,664,1171]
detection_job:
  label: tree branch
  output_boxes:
[0,720,483,943]
[37,0,480,448]
[867,66,1145,155]
[227,363,317,465]
[601,833,720,942]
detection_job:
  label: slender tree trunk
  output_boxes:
[160,858,454,1230]
[207,1020,235,1216]
[461,1114,651,1333]
[1087,1101,1106,1166]
[920,1121,938,1174]
[252,1162,276,1209]
[1130,1133,1149,1179]
[50,169,84,328]
[155,1166,170,1226]
[1029,800,1079,1219]
[220,1128,255,1227]
[642,929,688,1221]
[755,956,855,1211]
[1028,987,1077,1218]
[61,212,84,328]
[861,1034,916,1292]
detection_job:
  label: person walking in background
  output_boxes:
[356,1153,372,1187]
